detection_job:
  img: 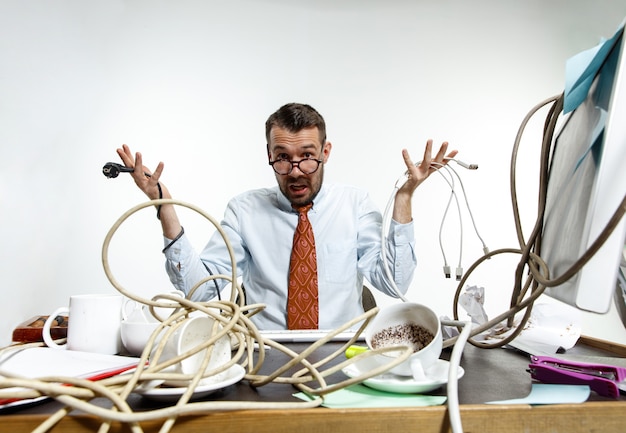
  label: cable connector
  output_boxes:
[483,246,490,256]
[445,157,478,170]
[455,267,463,281]
[443,265,451,278]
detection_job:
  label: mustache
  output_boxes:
[286,177,310,186]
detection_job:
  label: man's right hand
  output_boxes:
[116,144,164,200]
[115,144,182,239]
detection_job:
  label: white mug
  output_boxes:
[365,302,443,380]
[43,294,124,355]
[155,315,232,387]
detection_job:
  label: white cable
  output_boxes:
[430,163,456,276]
[381,157,481,298]
[439,182,455,276]
[438,160,489,266]
[431,163,464,278]
[441,319,472,433]
[445,162,489,254]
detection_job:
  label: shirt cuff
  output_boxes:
[162,232,191,261]
[389,219,415,245]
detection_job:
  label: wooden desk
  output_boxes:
[2,340,625,433]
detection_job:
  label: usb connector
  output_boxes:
[456,267,463,281]
[445,157,478,170]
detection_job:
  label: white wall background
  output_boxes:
[1,0,626,347]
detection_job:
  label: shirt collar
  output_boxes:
[276,183,328,214]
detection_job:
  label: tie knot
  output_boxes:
[293,203,313,215]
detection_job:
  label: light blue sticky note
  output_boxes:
[564,23,624,113]
[485,384,590,405]
[294,384,447,408]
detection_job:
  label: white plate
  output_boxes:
[134,364,245,402]
[342,357,464,394]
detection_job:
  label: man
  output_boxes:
[116,103,456,330]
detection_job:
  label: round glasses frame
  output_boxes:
[268,157,323,175]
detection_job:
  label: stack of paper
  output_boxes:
[0,347,140,409]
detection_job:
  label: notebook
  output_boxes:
[0,347,141,409]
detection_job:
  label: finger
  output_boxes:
[401,149,419,184]
[441,149,459,167]
[402,148,415,171]
[420,139,434,168]
[434,142,449,163]
[446,149,459,161]
[151,161,165,182]
[122,144,134,159]
[134,152,145,176]
[117,144,134,167]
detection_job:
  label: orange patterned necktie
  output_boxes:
[287,203,319,329]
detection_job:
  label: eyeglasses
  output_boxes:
[268,157,323,175]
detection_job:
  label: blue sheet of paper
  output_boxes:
[294,384,447,408]
[485,384,590,405]
[564,22,624,113]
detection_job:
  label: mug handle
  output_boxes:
[410,357,427,381]
[42,307,69,350]
[122,298,147,322]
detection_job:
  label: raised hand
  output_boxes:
[393,140,458,223]
[116,144,164,201]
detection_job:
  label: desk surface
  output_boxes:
[2,339,625,433]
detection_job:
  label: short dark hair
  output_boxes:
[265,103,327,152]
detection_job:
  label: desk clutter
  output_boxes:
[2,322,626,433]
[1,299,438,433]
[4,294,626,433]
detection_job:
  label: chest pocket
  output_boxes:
[318,242,358,285]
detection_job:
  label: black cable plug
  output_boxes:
[102,162,134,178]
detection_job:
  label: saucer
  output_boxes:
[134,364,245,402]
[342,357,464,394]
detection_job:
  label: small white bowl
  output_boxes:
[121,321,161,357]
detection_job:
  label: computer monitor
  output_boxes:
[541,26,626,314]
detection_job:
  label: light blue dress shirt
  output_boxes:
[163,183,416,329]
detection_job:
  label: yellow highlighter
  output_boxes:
[345,345,369,359]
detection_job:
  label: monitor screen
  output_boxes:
[541,29,626,313]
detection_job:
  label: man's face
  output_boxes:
[268,126,332,207]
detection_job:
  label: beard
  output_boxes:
[278,165,324,207]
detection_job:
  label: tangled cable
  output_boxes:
[445,93,626,349]
[0,198,417,433]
